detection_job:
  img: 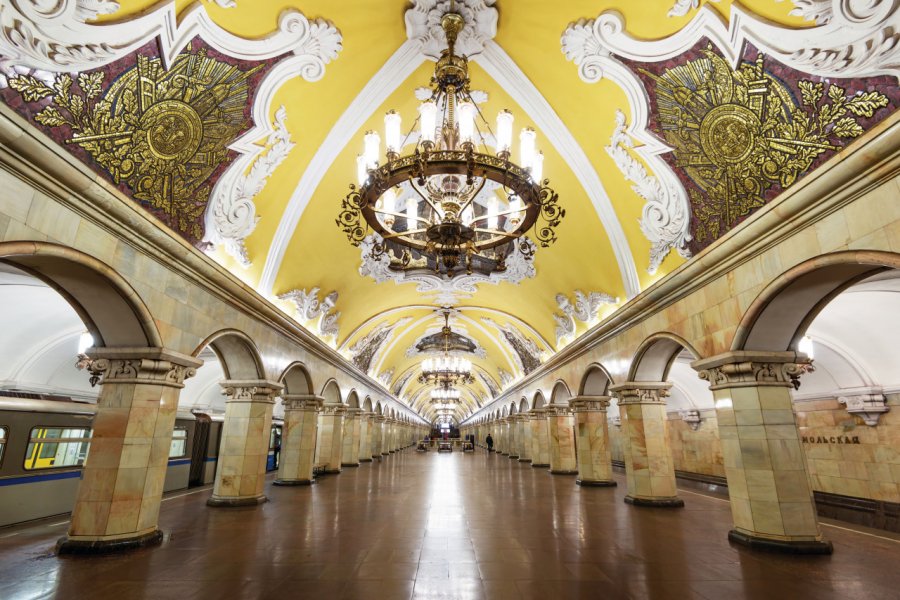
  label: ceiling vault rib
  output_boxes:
[259,40,425,295]
[474,41,641,298]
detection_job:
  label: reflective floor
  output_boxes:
[2,449,900,599]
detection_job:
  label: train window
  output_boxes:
[0,427,6,466]
[269,425,282,450]
[169,427,188,458]
[24,427,92,470]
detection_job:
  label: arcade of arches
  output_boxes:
[0,1,899,599]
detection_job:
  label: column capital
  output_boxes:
[282,394,323,411]
[220,380,284,403]
[86,347,203,388]
[529,408,547,419]
[609,382,672,405]
[321,403,347,416]
[374,415,386,423]
[691,351,812,391]
[546,403,575,416]
[361,411,376,419]
[344,407,362,416]
[570,395,611,412]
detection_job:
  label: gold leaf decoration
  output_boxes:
[8,49,263,241]
[643,46,888,245]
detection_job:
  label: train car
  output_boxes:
[0,397,210,528]
[267,421,283,472]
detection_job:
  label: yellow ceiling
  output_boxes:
[96,0,808,422]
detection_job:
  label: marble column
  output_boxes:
[209,379,284,507]
[530,409,550,467]
[610,382,683,507]
[499,419,508,454]
[381,419,391,456]
[358,411,373,462]
[693,351,832,554]
[340,408,361,467]
[571,395,616,487]
[315,404,345,474]
[546,404,578,475]
[59,348,201,554]
[274,394,322,486]
[372,415,384,458]
[518,415,532,462]
[508,416,520,459]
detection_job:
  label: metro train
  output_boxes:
[0,394,283,528]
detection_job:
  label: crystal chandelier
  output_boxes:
[418,310,475,386]
[431,388,461,403]
[336,10,564,276]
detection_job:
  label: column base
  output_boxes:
[207,494,268,507]
[531,463,549,468]
[56,529,163,555]
[518,458,532,463]
[322,468,342,475]
[550,469,579,475]
[728,530,833,555]
[624,495,684,508]
[341,463,360,468]
[381,452,390,456]
[274,478,315,486]
[508,454,519,459]
[360,458,373,462]
[576,479,617,487]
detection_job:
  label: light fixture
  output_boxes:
[419,309,475,387]
[337,10,564,276]
[799,335,815,360]
[431,388,461,403]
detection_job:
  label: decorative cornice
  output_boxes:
[404,0,498,60]
[609,382,672,405]
[220,379,284,402]
[692,351,812,390]
[84,347,202,388]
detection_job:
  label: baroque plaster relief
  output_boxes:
[482,317,544,376]
[278,287,340,340]
[553,290,618,347]
[0,0,341,249]
[347,318,413,375]
[562,1,898,255]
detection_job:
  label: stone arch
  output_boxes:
[347,390,360,409]
[629,332,700,382]
[320,379,342,404]
[550,380,572,406]
[363,396,373,412]
[579,363,613,395]
[501,406,508,418]
[509,401,518,415]
[733,250,900,352]
[519,397,529,412]
[532,390,546,410]
[375,401,384,415]
[279,362,314,395]
[193,329,265,380]
[0,241,161,348]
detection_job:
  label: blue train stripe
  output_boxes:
[0,470,82,486]
[167,458,191,466]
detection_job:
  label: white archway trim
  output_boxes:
[474,40,641,298]
[258,40,425,294]
[6,325,83,382]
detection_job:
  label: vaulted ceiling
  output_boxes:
[5,0,882,423]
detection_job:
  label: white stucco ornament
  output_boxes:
[405,0,498,59]
[553,290,617,346]
[279,287,340,340]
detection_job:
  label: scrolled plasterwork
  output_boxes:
[86,357,197,388]
[279,287,340,340]
[667,0,720,18]
[553,289,618,346]
[611,385,671,405]
[359,234,537,306]
[404,0,497,60]
[205,105,294,266]
[606,110,692,273]
[838,392,889,426]
[348,318,413,375]
[221,382,283,402]
[378,368,395,387]
[696,360,813,390]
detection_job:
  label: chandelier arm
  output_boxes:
[467,207,525,227]
[408,176,444,217]
[464,88,498,150]
[456,174,487,217]
[382,227,429,239]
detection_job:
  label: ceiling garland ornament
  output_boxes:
[553,290,617,347]
[481,317,544,376]
[205,105,294,266]
[605,110,691,273]
[358,233,536,306]
[278,287,340,341]
[337,10,563,278]
[347,318,413,375]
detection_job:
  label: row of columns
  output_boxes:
[462,351,832,554]
[59,347,426,553]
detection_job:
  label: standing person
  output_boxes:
[486,433,494,452]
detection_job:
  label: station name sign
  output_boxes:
[801,435,860,445]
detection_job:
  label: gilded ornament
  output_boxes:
[8,49,262,240]
[643,46,888,244]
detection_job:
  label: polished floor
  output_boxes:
[2,449,900,600]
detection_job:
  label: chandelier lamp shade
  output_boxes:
[336,10,564,276]
[431,388,462,403]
